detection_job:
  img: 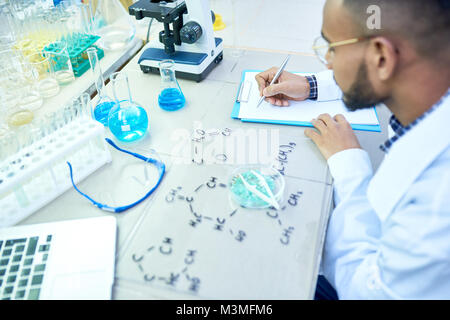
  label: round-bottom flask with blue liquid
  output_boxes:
[108,72,149,143]
[108,100,148,142]
[94,100,116,126]
[158,60,186,111]
[87,47,116,126]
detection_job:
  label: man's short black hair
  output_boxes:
[343,0,450,62]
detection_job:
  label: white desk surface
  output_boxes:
[16,0,391,299]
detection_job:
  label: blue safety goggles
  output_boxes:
[67,138,166,213]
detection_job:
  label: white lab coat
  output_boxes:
[314,70,450,299]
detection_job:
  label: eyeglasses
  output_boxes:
[312,35,368,65]
[68,138,166,213]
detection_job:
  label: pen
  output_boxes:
[256,54,291,108]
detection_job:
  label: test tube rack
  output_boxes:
[45,34,105,77]
[0,119,112,228]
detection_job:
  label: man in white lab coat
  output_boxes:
[257,0,450,299]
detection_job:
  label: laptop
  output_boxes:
[0,216,117,300]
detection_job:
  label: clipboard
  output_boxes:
[232,69,381,132]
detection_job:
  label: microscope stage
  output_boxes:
[138,38,223,82]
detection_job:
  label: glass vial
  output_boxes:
[158,60,186,111]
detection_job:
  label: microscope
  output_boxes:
[129,0,224,82]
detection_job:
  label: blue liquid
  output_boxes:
[230,171,277,208]
[158,88,185,111]
[94,101,116,126]
[108,102,149,143]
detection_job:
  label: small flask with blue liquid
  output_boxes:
[158,59,186,111]
[107,71,149,143]
[87,47,115,126]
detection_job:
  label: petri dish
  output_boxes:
[228,165,285,209]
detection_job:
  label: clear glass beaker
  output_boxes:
[0,5,17,50]
[107,72,148,143]
[26,52,60,99]
[18,62,44,111]
[0,59,42,114]
[158,60,186,111]
[92,0,136,51]
[87,47,115,126]
[43,41,75,85]
[55,1,72,44]
[0,48,26,77]
[79,1,95,36]
[59,0,83,43]
[5,104,34,129]
[0,120,9,140]
[0,64,21,110]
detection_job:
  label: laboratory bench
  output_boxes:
[16,44,390,299]
[15,0,390,299]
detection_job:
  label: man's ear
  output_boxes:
[368,37,398,81]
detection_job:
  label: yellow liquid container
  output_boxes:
[7,110,34,128]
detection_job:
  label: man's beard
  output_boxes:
[342,62,385,111]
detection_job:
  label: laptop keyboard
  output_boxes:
[0,235,52,300]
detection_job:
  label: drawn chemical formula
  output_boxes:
[129,172,305,295]
[131,237,202,294]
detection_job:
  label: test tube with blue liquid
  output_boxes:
[158,59,186,111]
[86,47,115,126]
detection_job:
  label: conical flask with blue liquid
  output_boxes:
[87,47,115,126]
[107,72,149,143]
[158,60,186,111]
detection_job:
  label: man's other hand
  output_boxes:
[304,113,362,160]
